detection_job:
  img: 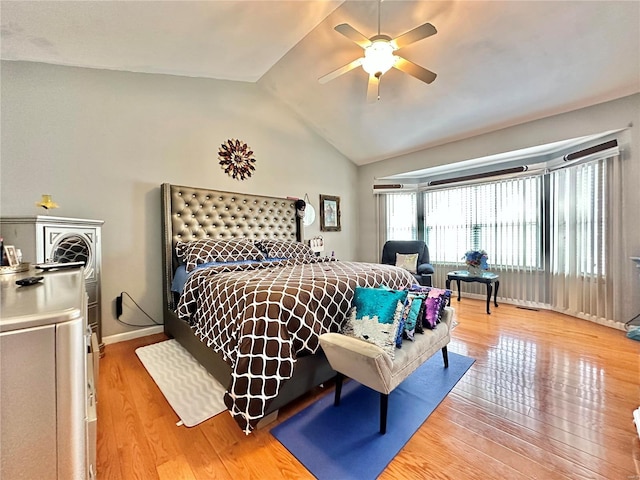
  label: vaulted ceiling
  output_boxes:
[2,1,639,165]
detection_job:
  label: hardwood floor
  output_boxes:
[97,300,640,479]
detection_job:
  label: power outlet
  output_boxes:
[115,294,123,319]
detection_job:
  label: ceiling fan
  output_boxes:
[319,1,437,102]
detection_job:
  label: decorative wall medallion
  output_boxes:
[218,139,256,180]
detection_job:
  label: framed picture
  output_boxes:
[4,245,19,266]
[320,194,341,232]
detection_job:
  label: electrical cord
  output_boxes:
[625,313,640,331]
[116,291,162,327]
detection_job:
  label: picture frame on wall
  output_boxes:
[320,194,341,232]
[4,245,19,266]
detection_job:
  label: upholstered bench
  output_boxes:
[319,306,453,434]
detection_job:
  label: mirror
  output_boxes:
[303,203,316,226]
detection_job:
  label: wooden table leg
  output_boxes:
[486,284,492,314]
[494,280,500,308]
[456,279,461,301]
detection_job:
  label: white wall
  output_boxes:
[357,93,640,325]
[0,61,357,337]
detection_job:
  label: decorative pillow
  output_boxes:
[395,296,413,348]
[352,286,407,324]
[395,253,419,274]
[342,286,407,359]
[177,239,265,272]
[403,293,425,341]
[414,301,425,334]
[256,239,314,260]
[175,241,189,263]
[410,286,451,329]
[377,284,407,348]
[424,293,444,329]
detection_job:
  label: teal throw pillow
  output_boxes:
[342,286,408,359]
[353,286,407,324]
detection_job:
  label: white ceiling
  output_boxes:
[2,1,639,166]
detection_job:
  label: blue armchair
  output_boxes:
[381,240,434,287]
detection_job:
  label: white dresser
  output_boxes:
[0,268,97,480]
[0,216,104,354]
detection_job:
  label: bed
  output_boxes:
[161,183,415,433]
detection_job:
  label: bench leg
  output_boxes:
[334,372,344,407]
[380,393,388,435]
[442,346,449,368]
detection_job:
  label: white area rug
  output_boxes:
[135,339,227,427]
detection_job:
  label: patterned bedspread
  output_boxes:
[176,257,415,433]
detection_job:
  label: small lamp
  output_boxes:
[36,194,59,210]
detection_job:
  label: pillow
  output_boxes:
[403,293,425,341]
[177,239,265,272]
[424,293,445,329]
[410,286,451,329]
[377,284,407,348]
[342,286,408,359]
[352,286,407,324]
[171,264,189,294]
[414,301,426,334]
[395,253,419,274]
[395,296,413,348]
[257,239,314,260]
[175,241,189,263]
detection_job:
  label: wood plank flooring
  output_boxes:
[97,300,640,479]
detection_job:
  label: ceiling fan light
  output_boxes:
[361,41,396,76]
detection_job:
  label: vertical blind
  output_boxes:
[548,159,610,320]
[385,192,417,240]
[423,177,542,269]
[382,154,619,322]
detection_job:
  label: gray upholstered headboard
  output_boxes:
[161,183,303,310]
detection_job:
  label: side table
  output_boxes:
[446,270,500,314]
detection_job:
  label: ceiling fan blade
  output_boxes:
[394,56,437,84]
[366,74,380,103]
[334,23,372,49]
[318,57,364,84]
[390,22,437,50]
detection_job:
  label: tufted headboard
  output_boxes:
[161,183,303,310]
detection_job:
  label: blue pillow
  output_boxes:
[171,264,189,294]
[342,286,408,359]
[353,286,407,324]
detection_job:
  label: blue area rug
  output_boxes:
[271,351,474,480]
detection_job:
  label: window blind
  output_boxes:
[423,176,542,269]
[384,193,417,240]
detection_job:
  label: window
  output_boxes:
[384,193,417,240]
[550,160,606,276]
[423,177,542,268]
[380,148,616,321]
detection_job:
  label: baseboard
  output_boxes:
[457,292,547,311]
[455,293,626,331]
[103,325,164,345]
